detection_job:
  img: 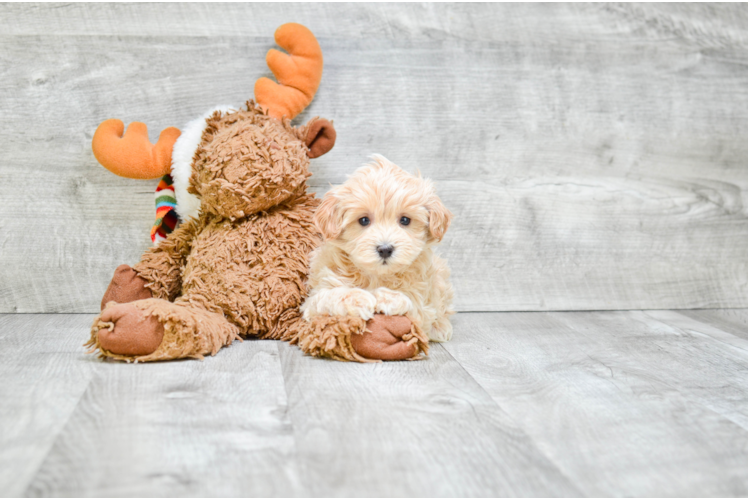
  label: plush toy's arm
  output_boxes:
[298,265,428,362]
[133,217,200,301]
[297,314,428,363]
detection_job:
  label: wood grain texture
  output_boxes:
[444,311,748,496]
[23,334,303,497]
[0,314,95,497]
[4,310,748,496]
[2,3,748,312]
[679,308,748,342]
[276,341,580,497]
[4,3,748,44]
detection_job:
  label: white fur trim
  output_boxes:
[171,105,234,222]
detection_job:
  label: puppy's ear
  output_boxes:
[314,190,342,240]
[427,194,452,242]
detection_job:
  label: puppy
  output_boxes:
[301,154,454,342]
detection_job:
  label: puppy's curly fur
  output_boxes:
[301,155,455,342]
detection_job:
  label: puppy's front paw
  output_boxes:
[373,287,412,316]
[306,288,377,320]
[339,288,377,320]
[429,316,453,342]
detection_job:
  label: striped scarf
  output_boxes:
[151,174,179,244]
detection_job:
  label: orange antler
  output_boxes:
[92,119,181,179]
[255,23,324,120]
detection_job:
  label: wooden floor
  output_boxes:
[2,309,748,497]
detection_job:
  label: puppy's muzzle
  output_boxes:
[376,244,394,260]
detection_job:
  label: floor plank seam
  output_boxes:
[275,343,312,497]
[648,310,748,354]
[434,343,585,496]
[570,312,748,435]
[19,367,96,496]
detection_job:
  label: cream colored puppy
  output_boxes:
[301,155,454,342]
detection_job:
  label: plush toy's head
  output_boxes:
[91,23,335,237]
[189,102,332,219]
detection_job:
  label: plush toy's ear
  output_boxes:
[314,189,342,240]
[305,118,336,158]
[427,194,452,242]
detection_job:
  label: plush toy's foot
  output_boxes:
[298,313,428,363]
[352,314,419,361]
[96,303,165,356]
[88,298,240,363]
[101,264,152,311]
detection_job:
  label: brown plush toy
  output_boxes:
[86,24,422,362]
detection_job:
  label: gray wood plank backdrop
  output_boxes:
[2,3,748,313]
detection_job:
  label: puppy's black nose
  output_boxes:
[377,244,394,259]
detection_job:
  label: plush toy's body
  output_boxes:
[87,25,333,362]
[90,106,322,361]
[87,24,424,363]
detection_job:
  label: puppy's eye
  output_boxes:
[399,216,411,226]
[358,216,370,227]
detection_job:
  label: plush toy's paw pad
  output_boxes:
[97,303,164,356]
[373,287,412,316]
[350,314,418,361]
[101,264,152,311]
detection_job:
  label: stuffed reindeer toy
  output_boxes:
[87,23,427,363]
